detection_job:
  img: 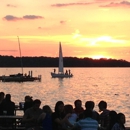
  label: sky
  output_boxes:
[1,0,130,61]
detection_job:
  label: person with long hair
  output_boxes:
[112,113,126,130]
[52,101,73,130]
[38,105,53,130]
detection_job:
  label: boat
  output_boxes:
[51,42,73,78]
[0,71,41,82]
[0,36,41,82]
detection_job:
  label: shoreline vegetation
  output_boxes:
[0,55,130,67]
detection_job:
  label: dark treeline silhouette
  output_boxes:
[0,55,130,67]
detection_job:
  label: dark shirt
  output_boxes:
[2,100,15,115]
[73,107,84,116]
[42,114,52,130]
[100,109,110,128]
[52,112,65,130]
[24,101,33,113]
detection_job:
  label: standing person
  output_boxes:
[52,101,73,130]
[22,99,43,130]
[38,105,53,130]
[112,113,126,130]
[98,100,110,129]
[73,109,99,130]
[73,99,84,116]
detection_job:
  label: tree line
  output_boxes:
[0,55,130,67]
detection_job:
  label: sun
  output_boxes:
[91,55,110,59]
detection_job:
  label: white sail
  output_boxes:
[58,42,64,73]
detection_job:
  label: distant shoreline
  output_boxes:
[0,55,130,67]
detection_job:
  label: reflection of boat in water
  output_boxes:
[0,71,41,82]
[0,36,41,82]
[51,42,73,78]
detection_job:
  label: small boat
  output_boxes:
[0,71,41,82]
[51,42,73,78]
[0,36,41,82]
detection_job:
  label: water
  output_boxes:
[0,67,130,126]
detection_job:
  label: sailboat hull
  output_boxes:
[51,72,73,78]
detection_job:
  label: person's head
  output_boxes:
[84,109,93,118]
[33,99,41,110]
[42,105,53,115]
[85,101,95,110]
[64,104,73,114]
[98,100,107,111]
[25,95,33,102]
[0,92,5,101]
[5,94,11,101]
[117,113,126,124]
[74,99,82,109]
[54,101,64,113]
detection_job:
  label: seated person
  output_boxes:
[22,99,43,130]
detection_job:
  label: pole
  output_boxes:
[17,36,23,74]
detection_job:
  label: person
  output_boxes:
[0,92,5,115]
[52,101,73,130]
[2,94,15,115]
[73,99,84,116]
[38,105,53,130]
[98,100,110,129]
[73,109,99,130]
[64,104,78,126]
[112,113,126,130]
[65,70,68,75]
[85,101,99,121]
[23,95,33,113]
[2,94,15,127]
[68,70,71,75]
[22,99,43,130]
[107,110,117,130]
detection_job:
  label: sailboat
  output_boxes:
[51,42,73,78]
[0,36,41,82]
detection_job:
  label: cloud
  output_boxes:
[100,1,130,7]
[3,15,44,21]
[23,15,43,19]
[38,27,42,29]
[51,2,91,7]
[60,20,66,24]
[0,50,17,52]
[3,15,21,21]
[7,4,17,8]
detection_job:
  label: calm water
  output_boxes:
[0,67,130,126]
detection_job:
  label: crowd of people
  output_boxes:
[0,91,126,130]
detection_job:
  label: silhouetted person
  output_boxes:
[98,100,110,129]
[23,95,33,113]
[22,99,43,130]
[2,94,15,115]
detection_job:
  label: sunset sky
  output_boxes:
[1,0,130,61]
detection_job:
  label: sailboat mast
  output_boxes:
[17,36,23,74]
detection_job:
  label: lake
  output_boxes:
[0,67,130,126]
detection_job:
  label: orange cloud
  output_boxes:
[6,4,17,8]
[60,20,66,24]
[3,15,44,21]
[100,1,130,7]
[51,2,91,7]
[23,15,43,19]
[3,15,22,21]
